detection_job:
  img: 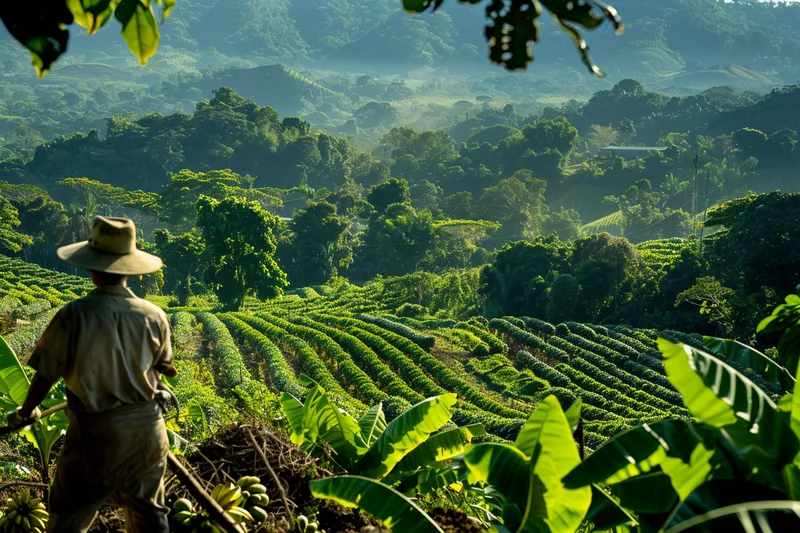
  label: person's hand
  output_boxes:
[5,407,41,431]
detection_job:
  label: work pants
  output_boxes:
[46,400,170,533]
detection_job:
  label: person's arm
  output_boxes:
[18,374,55,419]
[153,312,177,378]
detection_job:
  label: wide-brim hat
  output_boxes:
[57,216,163,275]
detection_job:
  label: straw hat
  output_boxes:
[57,216,163,275]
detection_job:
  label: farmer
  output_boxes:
[6,216,177,533]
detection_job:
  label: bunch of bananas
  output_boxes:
[170,475,272,533]
[0,490,48,533]
[295,514,325,533]
[235,476,269,523]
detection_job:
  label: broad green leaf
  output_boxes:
[665,480,787,531]
[187,403,208,437]
[281,384,366,470]
[565,397,582,434]
[792,357,800,437]
[463,442,532,521]
[358,402,387,447]
[395,423,486,471]
[518,395,591,533]
[703,336,795,389]
[586,485,637,530]
[115,0,160,66]
[66,0,118,34]
[611,472,679,514]
[279,392,306,446]
[664,500,800,533]
[359,394,456,479]
[563,420,728,499]
[310,475,445,533]
[0,334,30,405]
[659,338,776,429]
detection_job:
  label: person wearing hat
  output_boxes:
[7,216,176,533]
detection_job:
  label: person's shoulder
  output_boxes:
[132,297,170,325]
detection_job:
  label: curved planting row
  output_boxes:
[232,313,365,413]
[257,312,390,406]
[219,314,305,399]
[355,313,436,350]
[288,315,424,405]
[195,312,253,388]
[310,313,528,421]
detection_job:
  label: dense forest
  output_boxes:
[2,1,800,533]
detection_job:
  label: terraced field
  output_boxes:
[636,237,689,267]
[0,258,705,450]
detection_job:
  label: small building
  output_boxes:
[599,145,667,160]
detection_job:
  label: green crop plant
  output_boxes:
[0,335,69,500]
[280,376,485,495]
[561,332,800,531]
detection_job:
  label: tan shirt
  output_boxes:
[28,284,172,413]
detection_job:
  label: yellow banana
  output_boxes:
[210,484,223,501]
[217,485,242,509]
[28,499,40,508]
[28,514,46,531]
[29,510,48,521]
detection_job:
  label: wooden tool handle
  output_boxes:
[167,453,244,533]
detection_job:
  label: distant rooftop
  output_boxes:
[600,146,667,151]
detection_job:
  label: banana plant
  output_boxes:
[562,336,800,532]
[0,334,69,496]
[279,375,484,488]
[451,394,597,533]
[310,475,445,533]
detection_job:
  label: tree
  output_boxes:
[676,276,736,336]
[157,169,280,232]
[619,118,636,146]
[283,201,352,287]
[480,237,571,317]
[195,195,288,310]
[366,178,411,215]
[546,274,580,326]
[152,228,206,305]
[0,196,32,254]
[354,203,436,279]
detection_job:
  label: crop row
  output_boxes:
[310,313,527,420]
[220,314,305,398]
[356,313,436,349]
[232,313,365,412]
[288,315,425,405]
[258,312,391,406]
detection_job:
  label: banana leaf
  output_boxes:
[702,336,794,390]
[310,475,445,533]
[0,334,30,404]
[280,383,366,471]
[664,500,800,533]
[462,442,533,528]
[358,402,387,447]
[395,423,485,471]
[562,419,737,502]
[518,395,591,533]
[659,339,798,466]
[664,480,787,531]
[359,394,456,479]
[565,397,582,433]
[586,484,637,530]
